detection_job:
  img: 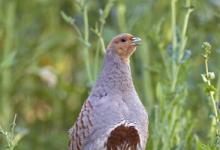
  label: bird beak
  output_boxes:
[131,37,142,46]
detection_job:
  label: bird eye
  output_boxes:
[121,38,126,42]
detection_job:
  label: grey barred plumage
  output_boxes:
[68,33,148,150]
[69,100,94,150]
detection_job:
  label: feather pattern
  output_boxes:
[68,34,148,150]
[69,100,94,150]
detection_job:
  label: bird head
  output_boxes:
[107,33,141,63]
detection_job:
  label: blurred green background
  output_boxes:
[0,0,220,149]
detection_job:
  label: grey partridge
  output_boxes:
[68,33,148,150]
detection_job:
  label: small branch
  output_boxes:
[171,0,177,52]
[170,0,193,92]
[170,0,178,92]
[178,0,194,61]
[201,42,219,145]
[91,0,115,79]
[61,2,93,84]
[82,5,93,83]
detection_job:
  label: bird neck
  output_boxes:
[91,49,135,97]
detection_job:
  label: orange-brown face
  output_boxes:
[107,33,141,63]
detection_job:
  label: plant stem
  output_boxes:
[216,72,220,102]
[205,59,218,120]
[83,5,93,84]
[202,42,219,146]
[170,0,193,92]
[178,0,193,62]
[93,0,115,79]
[171,0,177,53]
[1,1,16,127]
[171,0,178,92]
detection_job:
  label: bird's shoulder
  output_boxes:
[68,95,117,150]
[68,99,94,150]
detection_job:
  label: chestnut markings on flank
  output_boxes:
[106,125,140,150]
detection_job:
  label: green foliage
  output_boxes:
[0,115,28,150]
[0,0,220,149]
[201,42,220,149]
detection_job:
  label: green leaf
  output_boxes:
[60,11,75,25]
